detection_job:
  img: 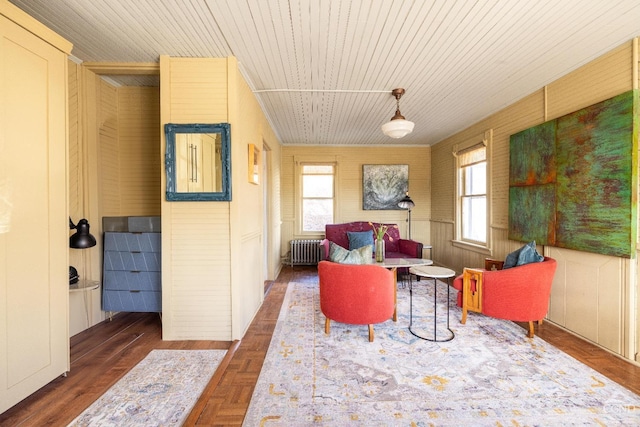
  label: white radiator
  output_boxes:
[289,239,323,266]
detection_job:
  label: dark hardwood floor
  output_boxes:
[1,265,639,426]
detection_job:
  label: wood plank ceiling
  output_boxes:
[10,0,640,146]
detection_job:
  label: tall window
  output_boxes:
[458,144,487,244]
[301,164,334,232]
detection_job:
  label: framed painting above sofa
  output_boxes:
[362,164,408,210]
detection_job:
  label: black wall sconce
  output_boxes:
[69,217,96,249]
[69,217,96,285]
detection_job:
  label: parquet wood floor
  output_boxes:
[1,266,638,426]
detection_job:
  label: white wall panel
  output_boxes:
[0,3,70,411]
[547,246,625,353]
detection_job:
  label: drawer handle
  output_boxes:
[131,251,141,254]
[130,290,141,293]
[130,270,141,274]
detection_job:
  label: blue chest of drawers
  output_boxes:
[102,232,161,312]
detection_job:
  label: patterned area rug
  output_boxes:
[68,349,226,426]
[243,281,640,426]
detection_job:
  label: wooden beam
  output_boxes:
[82,62,159,75]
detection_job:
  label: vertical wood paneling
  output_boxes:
[547,246,624,353]
[117,86,160,215]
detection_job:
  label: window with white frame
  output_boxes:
[301,164,334,232]
[457,143,487,245]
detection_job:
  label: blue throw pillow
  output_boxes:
[347,230,375,253]
[329,242,372,265]
[504,241,544,269]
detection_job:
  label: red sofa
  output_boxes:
[318,260,395,342]
[452,257,557,337]
[322,221,423,260]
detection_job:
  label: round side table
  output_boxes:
[408,265,456,342]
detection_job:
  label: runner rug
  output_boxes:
[243,281,640,426]
[68,349,226,426]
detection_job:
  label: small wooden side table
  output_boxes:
[409,265,456,342]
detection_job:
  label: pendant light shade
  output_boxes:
[381,88,414,138]
[69,217,97,249]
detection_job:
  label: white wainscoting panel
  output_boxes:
[547,246,625,354]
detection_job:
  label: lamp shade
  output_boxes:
[69,218,97,249]
[381,119,415,138]
[397,193,415,210]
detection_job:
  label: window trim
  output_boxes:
[453,130,492,252]
[297,161,337,235]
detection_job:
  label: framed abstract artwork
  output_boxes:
[508,90,638,257]
[362,164,408,210]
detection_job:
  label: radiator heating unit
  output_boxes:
[289,239,323,266]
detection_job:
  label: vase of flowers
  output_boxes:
[370,222,396,262]
[375,238,385,262]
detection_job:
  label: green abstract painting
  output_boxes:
[508,90,638,257]
[509,185,556,244]
[510,120,556,187]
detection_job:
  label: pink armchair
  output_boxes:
[318,260,395,342]
[452,257,557,337]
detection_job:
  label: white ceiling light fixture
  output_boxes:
[381,88,415,138]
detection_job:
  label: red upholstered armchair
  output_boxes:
[452,257,557,338]
[318,260,395,342]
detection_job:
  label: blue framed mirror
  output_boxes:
[165,123,231,201]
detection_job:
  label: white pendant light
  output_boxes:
[381,88,414,138]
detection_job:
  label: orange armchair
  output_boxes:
[318,260,395,342]
[452,257,557,337]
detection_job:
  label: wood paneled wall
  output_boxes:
[160,56,282,340]
[430,39,638,359]
[160,57,232,340]
[117,87,160,216]
[68,66,162,336]
[280,146,431,257]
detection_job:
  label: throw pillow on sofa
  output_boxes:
[347,230,375,253]
[329,242,372,265]
[504,240,544,269]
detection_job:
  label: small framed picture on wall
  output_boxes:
[248,143,260,184]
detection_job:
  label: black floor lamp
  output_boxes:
[397,192,415,240]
